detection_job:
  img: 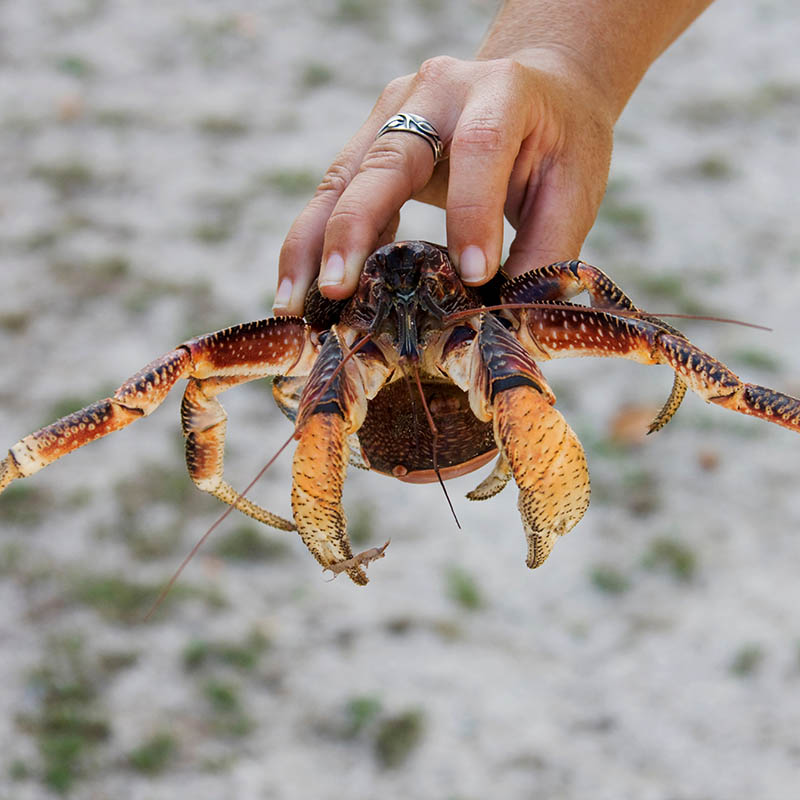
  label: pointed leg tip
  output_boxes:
[347,567,369,585]
[525,528,561,569]
[0,455,21,494]
[525,548,550,570]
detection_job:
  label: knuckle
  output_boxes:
[316,160,354,199]
[361,139,410,172]
[324,205,373,242]
[326,205,365,228]
[453,118,508,154]
[416,55,459,86]
[359,140,417,191]
[447,199,495,219]
[380,74,413,104]
[484,57,523,84]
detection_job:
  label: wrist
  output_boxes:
[477,0,714,121]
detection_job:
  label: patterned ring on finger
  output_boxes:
[376,112,445,165]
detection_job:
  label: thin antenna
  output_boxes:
[446,302,772,331]
[401,367,422,459]
[411,363,461,530]
[143,434,295,621]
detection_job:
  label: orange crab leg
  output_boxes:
[0,346,192,492]
[181,376,295,530]
[515,304,800,433]
[0,318,316,530]
[290,327,390,585]
[501,259,689,432]
[292,411,367,584]
[501,259,640,311]
[476,315,590,568]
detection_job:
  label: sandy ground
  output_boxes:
[1,1,800,798]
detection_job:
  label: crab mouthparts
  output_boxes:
[395,302,420,360]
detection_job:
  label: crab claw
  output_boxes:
[458,314,590,568]
[291,411,368,585]
[290,326,387,585]
[493,385,590,567]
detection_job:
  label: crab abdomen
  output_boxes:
[356,380,497,483]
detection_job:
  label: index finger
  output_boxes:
[274,76,412,315]
[318,58,469,299]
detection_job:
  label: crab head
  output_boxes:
[342,240,478,360]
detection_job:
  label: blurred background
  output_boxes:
[1,1,800,798]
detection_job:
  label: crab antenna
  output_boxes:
[401,367,422,459]
[445,302,772,331]
[143,433,295,621]
[411,363,461,530]
[144,332,375,621]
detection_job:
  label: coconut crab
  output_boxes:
[2,241,799,584]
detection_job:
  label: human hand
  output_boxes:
[273,50,616,316]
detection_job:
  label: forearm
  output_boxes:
[478,0,714,119]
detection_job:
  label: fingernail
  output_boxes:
[273,277,293,312]
[459,245,487,284]
[319,252,345,287]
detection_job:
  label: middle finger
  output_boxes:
[319,58,467,298]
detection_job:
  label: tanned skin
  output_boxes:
[273,0,714,315]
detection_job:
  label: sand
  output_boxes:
[1,1,799,797]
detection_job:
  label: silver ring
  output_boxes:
[376,112,445,165]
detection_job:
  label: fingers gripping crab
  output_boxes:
[2,241,799,585]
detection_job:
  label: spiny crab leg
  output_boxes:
[324,540,391,579]
[513,304,800,433]
[484,258,800,433]
[180,374,296,530]
[499,259,692,433]
[465,451,512,501]
[647,376,688,434]
[0,318,317,530]
[292,410,359,579]
[493,385,590,567]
